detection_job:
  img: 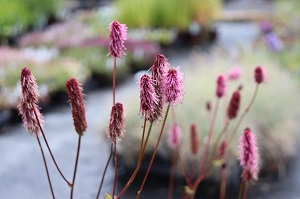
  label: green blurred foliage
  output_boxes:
[0,0,61,37]
[115,0,221,30]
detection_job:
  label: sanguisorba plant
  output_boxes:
[18,20,265,199]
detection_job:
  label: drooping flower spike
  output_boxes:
[139,74,158,121]
[108,20,128,58]
[163,67,185,107]
[167,123,182,150]
[18,67,44,136]
[239,128,259,182]
[66,78,87,136]
[108,103,125,143]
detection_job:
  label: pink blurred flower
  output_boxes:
[108,21,128,58]
[163,67,185,107]
[139,74,158,121]
[108,103,125,143]
[216,75,226,98]
[18,67,44,136]
[239,128,259,182]
[227,67,242,81]
[190,124,199,155]
[167,123,182,150]
[66,78,87,136]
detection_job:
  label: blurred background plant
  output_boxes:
[0,0,61,41]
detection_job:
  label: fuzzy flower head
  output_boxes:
[227,90,241,120]
[190,124,199,155]
[139,74,158,121]
[150,54,170,121]
[108,103,125,144]
[216,75,226,98]
[239,128,259,182]
[227,67,242,81]
[167,123,182,150]
[163,67,185,107]
[108,20,128,58]
[66,78,87,136]
[18,67,43,136]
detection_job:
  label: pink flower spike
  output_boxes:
[18,67,44,136]
[227,67,242,81]
[216,75,226,98]
[139,74,158,121]
[167,123,182,150]
[239,128,260,182]
[108,20,128,58]
[150,54,170,121]
[163,67,185,107]
[108,103,125,144]
[227,90,241,120]
[66,78,87,136]
[254,66,267,84]
[190,124,199,155]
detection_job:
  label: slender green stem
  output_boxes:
[229,84,259,144]
[96,144,113,199]
[117,121,153,199]
[36,135,55,199]
[168,150,177,199]
[70,135,82,199]
[33,108,72,187]
[136,103,171,199]
[112,142,118,198]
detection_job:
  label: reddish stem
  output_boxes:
[70,135,82,199]
[220,163,226,199]
[177,151,191,185]
[36,135,55,199]
[168,150,177,199]
[112,142,117,198]
[113,57,117,105]
[33,108,72,187]
[136,103,171,199]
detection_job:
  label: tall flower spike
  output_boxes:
[227,90,241,120]
[167,123,182,150]
[163,67,185,107]
[216,75,226,98]
[150,54,170,121]
[18,67,43,136]
[139,74,158,121]
[66,78,87,136]
[254,66,266,84]
[190,124,199,155]
[108,103,125,143]
[108,20,128,58]
[239,128,259,182]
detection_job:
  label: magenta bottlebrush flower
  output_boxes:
[108,103,125,143]
[108,20,128,58]
[139,74,158,121]
[66,78,87,136]
[216,75,226,98]
[227,91,241,120]
[167,123,182,150]
[239,128,259,182]
[150,54,170,121]
[227,67,242,81]
[18,67,44,136]
[190,124,199,155]
[163,67,185,107]
[254,66,266,84]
